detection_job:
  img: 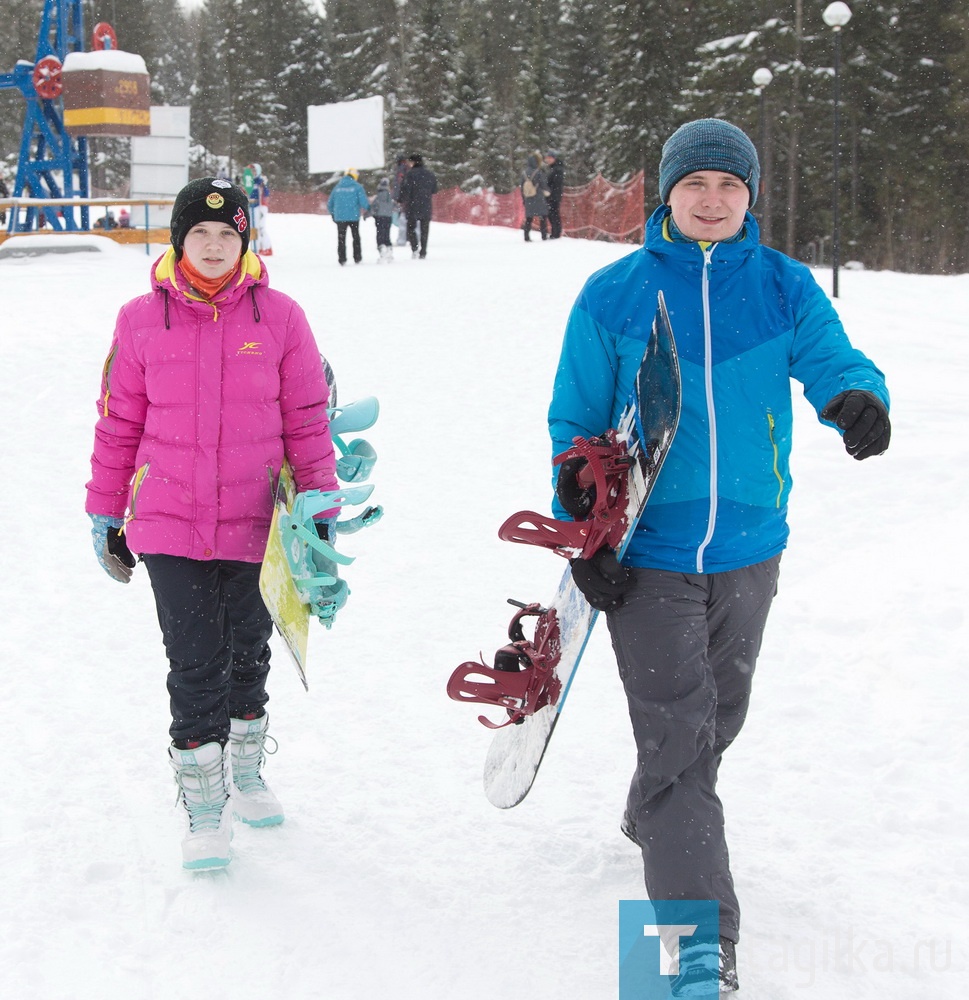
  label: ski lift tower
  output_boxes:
[0,2,147,235]
[0,0,92,232]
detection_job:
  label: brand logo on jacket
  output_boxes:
[237,341,263,355]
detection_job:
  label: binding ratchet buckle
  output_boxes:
[446,601,562,728]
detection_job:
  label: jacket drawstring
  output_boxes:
[250,287,261,323]
[163,289,171,329]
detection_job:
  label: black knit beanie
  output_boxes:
[170,178,251,258]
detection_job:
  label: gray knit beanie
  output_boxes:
[659,119,760,207]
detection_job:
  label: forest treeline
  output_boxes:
[2,0,966,272]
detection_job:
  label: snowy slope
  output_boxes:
[0,217,966,999]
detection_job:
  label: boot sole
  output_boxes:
[233,810,284,828]
[183,854,231,871]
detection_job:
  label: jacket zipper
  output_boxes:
[101,345,118,417]
[124,461,150,528]
[696,244,719,573]
[767,410,784,507]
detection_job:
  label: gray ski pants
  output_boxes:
[606,555,781,942]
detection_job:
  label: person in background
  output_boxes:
[371,177,396,263]
[392,155,411,247]
[0,171,9,225]
[327,169,371,266]
[520,151,549,241]
[85,177,339,871]
[248,163,272,256]
[398,153,438,260]
[544,150,565,239]
[549,118,890,994]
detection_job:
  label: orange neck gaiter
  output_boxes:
[177,255,241,300]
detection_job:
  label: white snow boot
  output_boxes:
[169,741,232,870]
[229,714,284,827]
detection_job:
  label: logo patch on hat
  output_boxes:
[206,193,225,210]
[233,207,248,233]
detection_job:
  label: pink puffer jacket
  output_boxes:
[85,249,337,562]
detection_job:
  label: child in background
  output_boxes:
[371,177,395,263]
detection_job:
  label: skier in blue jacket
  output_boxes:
[550,119,890,994]
[327,169,371,265]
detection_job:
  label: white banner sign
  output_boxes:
[307,96,386,173]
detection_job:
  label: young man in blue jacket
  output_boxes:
[550,119,890,994]
[327,169,371,265]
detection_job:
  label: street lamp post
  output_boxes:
[752,67,773,247]
[823,1,852,298]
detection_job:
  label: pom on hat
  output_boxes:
[170,178,250,258]
[659,119,760,207]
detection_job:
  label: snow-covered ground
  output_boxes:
[1,216,965,999]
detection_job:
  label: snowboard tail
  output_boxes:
[448,292,681,808]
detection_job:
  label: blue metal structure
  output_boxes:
[0,0,90,232]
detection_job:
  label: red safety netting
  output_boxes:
[559,173,646,243]
[431,172,646,243]
[272,192,327,214]
[272,172,646,244]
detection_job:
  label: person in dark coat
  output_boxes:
[398,153,438,259]
[520,151,549,241]
[544,150,565,239]
[392,156,411,246]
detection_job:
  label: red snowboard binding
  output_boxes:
[497,429,633,560]
[446,601,563,729]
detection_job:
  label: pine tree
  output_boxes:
[393,0,462,183]
[601,2,699,182]
[557,0,609,183]
[1,0,47,178]
[326,0,398,102]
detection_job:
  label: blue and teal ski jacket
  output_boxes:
[549,205,889,575]
[327,176,371,222]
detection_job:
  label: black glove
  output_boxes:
[821,390,891,460]
[556,457,595,517]
[105,527,137,581]
[570,548,634,612]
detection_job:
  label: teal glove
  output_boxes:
[89,514,136,583]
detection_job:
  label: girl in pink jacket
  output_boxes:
[85,178,338,870]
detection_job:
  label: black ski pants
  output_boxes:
[548,200,562,239]
[407,215,431,257]
[336,220,362,264]
[606,555,781,943]
[375,216,392,248]
[143,554,273,747]
[523,216,548,240]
